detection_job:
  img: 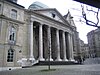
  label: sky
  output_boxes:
[18,0,97,43]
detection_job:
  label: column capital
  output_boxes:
[30,21,33,24]
[68,32,73,35]
[30,19,35,23]
[68,33,73,37]
[47,25,51,28]
[39,23,44,26]
[39,23,43,26]
[56,28,60,32]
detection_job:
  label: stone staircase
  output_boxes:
[83,58,100,64]
[17,58,39,68]
[34,61,78,65]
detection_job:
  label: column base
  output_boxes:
[29,57,35,61]
[46,58,53,61]
[69,58,75,61]
[38,57,45,61]
[29,57,35,63]
[55,58,62,61]
[20,58,29,67]
[63,58,68,61]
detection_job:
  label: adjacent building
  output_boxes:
[87,28,100,58]
[78,39,89,61]
[0,0,80,68]
[84,44,89,58]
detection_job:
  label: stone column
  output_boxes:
[29,21,35,61]
[62,31,68,61]
[39,24,44,61]
[55,29,62,61]
[68,33,74,61]
[47,26,53,61]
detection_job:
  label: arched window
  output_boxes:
[9,26,16,44]
[7,48,14,62]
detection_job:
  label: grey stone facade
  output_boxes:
[79,39,89,60]
[0,0,80,67]
[87,28,100,58]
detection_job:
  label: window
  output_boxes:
[9,26,16,44]
[7,48,14,62]
[11,9,17,19]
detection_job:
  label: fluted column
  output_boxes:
[29,21,35,61]
[62,31,68,61]
[39,24,44,61]
[47,26,53,61]
[68,33,74,61]
[55,29,62,61]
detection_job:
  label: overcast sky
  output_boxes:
[18,0,97,43]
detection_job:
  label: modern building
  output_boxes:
[0,0,80,68]
[87,28,100,58]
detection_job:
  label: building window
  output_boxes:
[8,25,16,44]
[11,9,17,19]
[7,48,14,62]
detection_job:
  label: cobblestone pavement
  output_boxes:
[0,64,100,75]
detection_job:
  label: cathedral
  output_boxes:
[0,0,80,68]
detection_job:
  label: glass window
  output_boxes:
[7,49,14,62]
[9,25,16,44]
[11,9,17,19]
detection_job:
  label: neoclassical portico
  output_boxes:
[0,0,80,68]
[29,20,75,62]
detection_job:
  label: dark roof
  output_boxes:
[5,0,24,8]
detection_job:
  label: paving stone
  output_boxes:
[0,64,100,75]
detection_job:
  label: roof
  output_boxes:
[5,0,24,8]
[28,1,48,9]
[32,8,70,25]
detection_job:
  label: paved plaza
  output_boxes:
[0,64,100,75]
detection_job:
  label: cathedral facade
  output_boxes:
[0,0,80,68]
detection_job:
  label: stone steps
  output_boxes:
[34,61,79,65]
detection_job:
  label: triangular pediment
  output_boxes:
[33,8,67,24]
